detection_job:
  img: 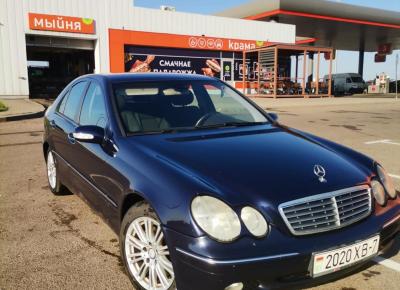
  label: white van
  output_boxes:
[324,73,366,96]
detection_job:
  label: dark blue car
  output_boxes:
[43,73,399,290]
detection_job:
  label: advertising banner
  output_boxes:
[125,46,222,78]
[124,46,258,81]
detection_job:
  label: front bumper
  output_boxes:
[165,203,399,290]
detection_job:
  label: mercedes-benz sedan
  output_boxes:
[43,73,399,290]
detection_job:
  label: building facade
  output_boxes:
[0,0,296,99]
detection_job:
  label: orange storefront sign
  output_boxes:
[29,13,95,34]
[109,29,268,72]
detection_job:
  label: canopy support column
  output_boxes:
[358,49,364,77]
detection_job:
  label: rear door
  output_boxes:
[334,77,345,94]
[344,76,353,93]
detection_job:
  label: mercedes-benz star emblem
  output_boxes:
[313,165,327,183]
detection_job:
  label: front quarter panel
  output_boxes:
[115,138,212,237]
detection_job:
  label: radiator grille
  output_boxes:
[279,186,371,235]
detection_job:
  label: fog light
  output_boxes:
[224,282,243,290]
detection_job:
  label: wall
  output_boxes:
[0,0,295,98]
[0,0,126,98]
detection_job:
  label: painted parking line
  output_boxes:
[373,256,400,272]
[389,174,400,180]
[365,139,391,144]
[365,139,400,146]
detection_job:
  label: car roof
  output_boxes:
[83,73,215,83]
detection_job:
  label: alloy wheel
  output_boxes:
[47,151,57,190]
[124,216,175,290]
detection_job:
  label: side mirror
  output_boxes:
[268,113,278,122]
[72,125,105,144]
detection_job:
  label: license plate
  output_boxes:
[312,235,380,277]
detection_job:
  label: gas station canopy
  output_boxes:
[216,0,400,52]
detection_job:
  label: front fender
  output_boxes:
[116,140,212,237]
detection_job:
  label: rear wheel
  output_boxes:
[46,150,64,195]
[120,202,176,290]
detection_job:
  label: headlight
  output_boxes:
[371,180,387,206]
[377,165,397,199]
[241,206,268,237]
[191,196,241,242]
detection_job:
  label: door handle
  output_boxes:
[67,133,76,144]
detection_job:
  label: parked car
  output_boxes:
[43,73,399,290]
[324,73,366,96]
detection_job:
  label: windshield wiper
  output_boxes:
[195,121,268,129]
[128,129,177,136]
[128,122,268,136]
[128,127,195,136]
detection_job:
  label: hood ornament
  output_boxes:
[314,165,327,183]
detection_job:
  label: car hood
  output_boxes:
[130,125,371,209]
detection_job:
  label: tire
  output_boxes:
[45,149,65,195]
[120,201,176,290]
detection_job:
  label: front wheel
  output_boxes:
[120,202,176,290]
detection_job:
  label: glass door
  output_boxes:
[221,59,233,84]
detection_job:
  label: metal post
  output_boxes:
[242,51,246,95]
[396,53,398,100]
[316,51,320,96]
[274,46,278,98]
[358,49,364,77]
[258,50,260,96]
[302,50,307,96]
[358,34,365,78]
[328,49,333,97]
[308,52,314,84]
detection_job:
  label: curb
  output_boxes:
[0,104,46,122]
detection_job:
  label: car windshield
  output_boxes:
[113,80,269,135]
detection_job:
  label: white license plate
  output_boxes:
[312,235,380,277]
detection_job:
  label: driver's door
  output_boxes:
[71,80,122,222]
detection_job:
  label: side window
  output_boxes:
[63,81,87,121]
[57,90,69,113]
[346,77,352,83]
[79,82,107,128]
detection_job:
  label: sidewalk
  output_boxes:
[0,99,45,121]
[252,97,400,110]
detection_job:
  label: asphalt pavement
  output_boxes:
[0,98,399,290]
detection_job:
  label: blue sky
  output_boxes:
[134,0,399,81]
